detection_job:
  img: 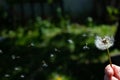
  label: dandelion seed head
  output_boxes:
[95,36,114,50]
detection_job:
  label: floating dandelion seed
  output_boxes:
[4,74,10,77]
[14,67,21,71]
[20,74,25,78]
[11,55,20,60]
[0,49,3,54]
[30,42,35,47]
[42,60,48,68]
[54,48,60,52]
[11,55,16,60]
[50,54,54,58]
[54,48,58,52]
[68,39,73,44]
[42,63,48,67]
[83,43,89,50]
[16,56,20,59]
[82,34,87,37]
[95,36,114,67]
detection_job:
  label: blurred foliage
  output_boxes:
[0,17,118,80]
[106,6,119,22]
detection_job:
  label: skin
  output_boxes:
[104,64,120,80]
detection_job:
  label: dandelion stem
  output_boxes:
[106,48,112,67]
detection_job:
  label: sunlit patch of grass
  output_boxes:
[48,72,72,80]
[89,24,117,36]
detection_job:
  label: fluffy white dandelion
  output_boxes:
[95,36,114,50]
[95,36,114,67]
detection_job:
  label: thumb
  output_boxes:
[104,74,119,80]
[112,64,120,80]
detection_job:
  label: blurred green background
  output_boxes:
[0,0,120,80]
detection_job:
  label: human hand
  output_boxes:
[104,64,120,80]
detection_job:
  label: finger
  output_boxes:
[112,64,120,80]
[104,74,109,80]
[105,64,114,77]
[111,76,119,80]
[104,74,118,80]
